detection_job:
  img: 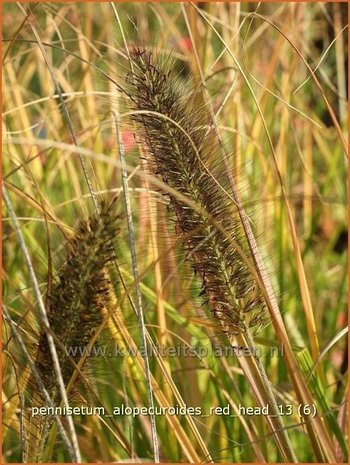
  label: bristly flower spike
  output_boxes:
[126,48,297,463]
[127,48,268,337]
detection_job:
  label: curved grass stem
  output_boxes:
[233,330,298,462]
[114,112,160,463]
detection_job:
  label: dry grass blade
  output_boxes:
[114,112,160,462]
[308,327,348,381]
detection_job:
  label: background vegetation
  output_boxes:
[2,2,348,462]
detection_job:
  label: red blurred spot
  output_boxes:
[179,37,193,52]
[331,350,342,368]
[122,130,136,152]
[336,312,347,328]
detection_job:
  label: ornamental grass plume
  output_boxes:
[125,47,297,462]
[127,48,268,336]
[26,199,119,462]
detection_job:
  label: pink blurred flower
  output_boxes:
[122,130,136,152]
[336,312,347,328]
[331,350,342,368]
[179,37,193,52]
